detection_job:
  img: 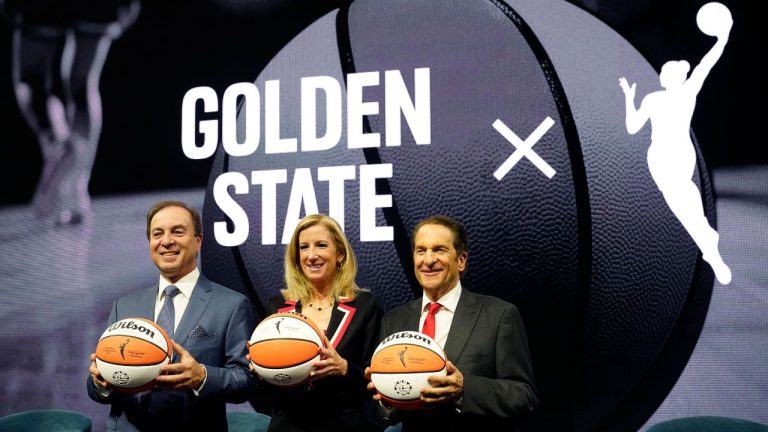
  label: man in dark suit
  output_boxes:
[87,200,257,431]
[367,215,538,431]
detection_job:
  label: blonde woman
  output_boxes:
[250,214,385,432]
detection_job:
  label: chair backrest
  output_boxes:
[0,409,92,432]
[646,416,768,432]
[227,411,271,432]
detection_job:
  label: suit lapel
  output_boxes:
[277,300,297,313]
[444,290,481,362]
[392,298,421,333]
[326,298,356,349]
[174,276,213,350]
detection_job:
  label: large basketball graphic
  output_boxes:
[200,0,717,430]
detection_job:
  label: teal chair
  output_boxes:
[227,411,271,432]
[0,409,92,432]
[646,416,768,432]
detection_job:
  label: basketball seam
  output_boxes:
[371,369,445,375]
[96,358,167,367]
[489,0,593,420]
[373,342,446,358]
[252,359,320,370]
[334,4,422,298]
[381,395,421,402]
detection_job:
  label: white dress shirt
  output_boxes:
[154,268,199,332]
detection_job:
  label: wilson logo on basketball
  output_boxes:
[382,332,433,346]
[107,320,156,339]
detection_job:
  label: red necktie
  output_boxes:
[421,302,442,339]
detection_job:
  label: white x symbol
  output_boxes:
[493,117,556,180]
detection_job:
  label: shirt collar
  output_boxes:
[421,280,462,312]
[158,268,200,301]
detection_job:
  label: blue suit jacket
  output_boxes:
[87,273,257,432]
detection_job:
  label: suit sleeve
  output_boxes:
[196,295,257,403]
[460,304,538,418]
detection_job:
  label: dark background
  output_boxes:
[0,0,763,207]
[0,1,765,431]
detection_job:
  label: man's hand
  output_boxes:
[364,366,382,401]
[245,353,263,380]
[420,361,464,407]
[89,353,111,389]
[154,341,206,391]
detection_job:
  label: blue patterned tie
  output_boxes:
[156,285,180,340]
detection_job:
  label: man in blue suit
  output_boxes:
[87,200,257,431]
[367,215,538,431]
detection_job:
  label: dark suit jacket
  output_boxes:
[250,290,384,432]
[87,274,257,432]
[378,288,538,432]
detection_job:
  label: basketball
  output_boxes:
[696,2,732,37]
[95,318,172,393]
[248,312,324,387]
[369,331,447,410]
[202,0,717,429]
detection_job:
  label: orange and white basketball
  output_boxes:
[95,318,172,393]
[248,312,324,387]
[369,331,447,410]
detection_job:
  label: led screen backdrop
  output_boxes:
[0,1,765,431]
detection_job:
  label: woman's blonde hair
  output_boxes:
[282,214,359,304]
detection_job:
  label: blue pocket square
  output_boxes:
[190,324,210,338]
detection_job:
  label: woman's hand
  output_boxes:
[311,332,348,379]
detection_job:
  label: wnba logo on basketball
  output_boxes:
[276,318,305,334]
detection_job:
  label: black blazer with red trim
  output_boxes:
[250,290,385,432]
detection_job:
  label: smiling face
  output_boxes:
[149,205,202,283]
[413,223,467,301]
[298,223,342,293]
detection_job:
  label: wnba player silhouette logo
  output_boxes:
[119,338,130,360]
[619,2,733,285]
